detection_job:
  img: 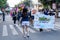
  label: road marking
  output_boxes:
[28,28,36,33]
[15,24,23,34]
[55,24,60,28]
[9,25,18,35]
[2,25,8,36]
[54,24,60,29]
[16,24,36,33]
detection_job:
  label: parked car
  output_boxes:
[0,10,2,15]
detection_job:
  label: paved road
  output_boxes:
[0,15,60,40]
[0,15,2,23]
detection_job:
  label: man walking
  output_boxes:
[2,8,5,21]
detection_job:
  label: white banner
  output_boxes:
[34,12,55,29]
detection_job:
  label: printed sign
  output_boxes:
[34,12,55,29]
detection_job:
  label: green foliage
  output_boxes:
[24,0,30,6]
[23,0,32,6]
[56,0,60,3]
[40,0,60,8]
[40,0,46,5]
[40,0,49,8]
[0,0,7,8]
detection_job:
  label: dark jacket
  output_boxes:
[12,12,17,20]
[17,11,22,20]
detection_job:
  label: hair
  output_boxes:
[22,8,28,17]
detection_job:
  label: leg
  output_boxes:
[25,22,30,37]
[22,25,26,37]
[14,20,16,24]
[26,25,28,33]
[26,25,29,37]
[3,16,5,21]
[18,19,19,24]
[22,25,25,34]
[14,20,15,24]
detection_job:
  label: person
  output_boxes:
[20,7,30,38]
[2,8,5,21]
[30,9,36,27]
[30,14,34,26]
[28,8,32,27]
[12,10,17,25]
[44,9,49,15]
[10,10,13,17]
[17,9,22,25]
[49,10,55,16]
[38,10,44,32]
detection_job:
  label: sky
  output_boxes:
[7,0,23,7]
[7,0,38,7]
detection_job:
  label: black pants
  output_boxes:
[3,16,5,21]
[14,20,16,24]
[13,17,16,24]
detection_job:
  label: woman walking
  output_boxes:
[20,7,30,38]
[17,9,22,25]
[12,10,17,25]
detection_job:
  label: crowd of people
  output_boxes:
[10,5,56,37]
[10,6,34,38]
[0,4,55,38]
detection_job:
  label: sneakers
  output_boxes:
[23,32,30,38]
[27,33,29,37]
[26,32,30,37]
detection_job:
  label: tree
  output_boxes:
[23,0,30,6]
[55,0,60,3]
[23,0,32,7]
[40,0,55,8]
[0,0,7,8]
[40,0,49,8]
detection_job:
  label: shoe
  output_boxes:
[27,33,29,37]
[40,29,43,32]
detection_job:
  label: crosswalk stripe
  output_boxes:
[2,24,37,37]
[15,24,23,34]
[54,24,60,29]
[28,28,36,33]
[16,24,36,33]
[9,25,18,35]
[2,25,8,36]
[55,24,60,27]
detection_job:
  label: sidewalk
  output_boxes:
[0,15,2,23]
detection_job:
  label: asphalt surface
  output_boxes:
[0,14,60,40]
